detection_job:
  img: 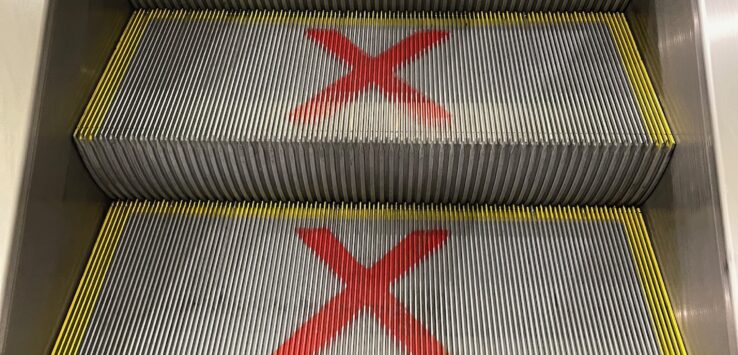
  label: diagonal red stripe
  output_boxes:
[274,290,362,354]
[305,29,372,66]
[290,29,451,125]
[296,228,365,282]
[371,294,446,355]
[369,229,448,284]
[275,228,449,354]
[376,30,448,68]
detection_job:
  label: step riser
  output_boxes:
[79,140,671,204]
[75,11,673,204]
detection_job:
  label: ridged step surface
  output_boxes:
[54,202,684,354]
[130,0,630,11]
[75,11,673,205]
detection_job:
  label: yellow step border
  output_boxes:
[75,11,151,141]
[53,201,685,354]
[51,202,134,354]
[75,10,673,147]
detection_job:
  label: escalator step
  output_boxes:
[75,10,673,205]
[53,202,685,354]
[129,0,631,12]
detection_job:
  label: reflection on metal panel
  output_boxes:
[696,0,738,350]
[630,0,736,353]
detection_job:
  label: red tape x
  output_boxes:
[275,228,449,354]
[290,29,451,125]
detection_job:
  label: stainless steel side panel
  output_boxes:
[630,0,737,353]
[0,0,130,353]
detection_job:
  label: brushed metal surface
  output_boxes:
[630,0,737,353]
[0,0,130,353]
[696,0,738,351]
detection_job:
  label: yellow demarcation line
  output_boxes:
[75,9,673,146]
[51,202,134,355]
[599,13,674,147]
[54,201,685,354]
[74,11,154,141]
[621,209,687,355]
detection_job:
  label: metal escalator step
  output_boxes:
[53,202,685,354]
[75,11,674,205]
[129,0,631,12]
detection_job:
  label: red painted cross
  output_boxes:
[275,228,449,355]
[290,29,451,125]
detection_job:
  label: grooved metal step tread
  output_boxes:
[54,202,685,354]
[75,10,673,205]
[130,0,631,12]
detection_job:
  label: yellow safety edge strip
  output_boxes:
[53,201,685,355]
[139,9,607,26]
[540,206,686,355]
[602,13,674,147]
[77,9,673,147]
[621,209,687,355]
[78,200,641,221]
[51,202,134,355]
[74,11,152,141]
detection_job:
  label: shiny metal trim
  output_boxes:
[630,0,738,353]
[695,0,738,351]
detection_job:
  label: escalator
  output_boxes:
[51,2,687,354]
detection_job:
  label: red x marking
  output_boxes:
[275,228,449,355]
[290,29,451,125]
